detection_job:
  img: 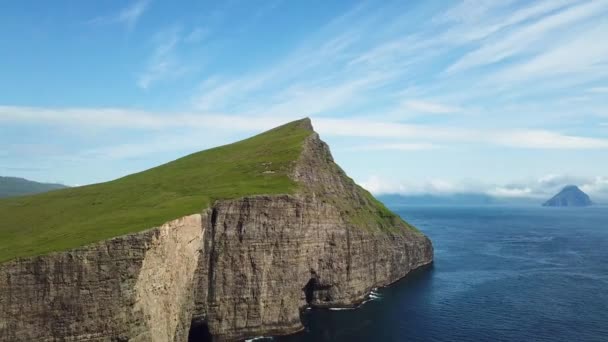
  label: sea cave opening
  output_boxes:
[188,319,212,342]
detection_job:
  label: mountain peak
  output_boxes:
[543,185,592,207]
[293,117,313,131]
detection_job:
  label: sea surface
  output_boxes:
[276,206,608,342]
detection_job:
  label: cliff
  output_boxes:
[0,118,433,341]
[543,185,593,207]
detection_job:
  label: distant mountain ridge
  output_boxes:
[0,176,67,198]
[543,185,592,207]
[378,193,540,206]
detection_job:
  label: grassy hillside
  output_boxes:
[0,119,313,262]
[0,177,67,198]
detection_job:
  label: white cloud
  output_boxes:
[492,130,608,149]
[81,134,215,160]
[182,0,607,134]
[89,0,149,30]
[446,1,608,74]
[117,0,149,29]
[244,74,394,117]
[314,118,473,140]
[190,5,418,115]
[184,27,208,43]
[361,173,608,201]
[434,0,576,46]
[401,100,460,114]
[487,186,535,198]
[538,173,567,187]
[345,143,439,152]
[318,118,608,149]
[580,176,608,200]
[138,27,189,89]
[360,176,484,196]
[493,20,608,83]
[437,0,516,25]
[3,106,608,151]
[588,87,608,94]
[0,106,287,131]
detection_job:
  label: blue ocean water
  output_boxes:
[279,206,608,342]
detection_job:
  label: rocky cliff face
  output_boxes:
[0,121,433,341]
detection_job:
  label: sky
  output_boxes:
[1,0,607,200]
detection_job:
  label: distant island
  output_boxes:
[543,185,592,207]
[0,176,67,198]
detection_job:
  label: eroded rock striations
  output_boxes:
[0,119,433,341]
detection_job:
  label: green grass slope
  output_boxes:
[0,177,67,198]
[0,119,313,262]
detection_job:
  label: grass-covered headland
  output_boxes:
[0,119,312,262]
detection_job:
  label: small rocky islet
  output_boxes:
[543,185,593,207]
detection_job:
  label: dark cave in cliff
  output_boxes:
[304,277,318,303]
[188,319,212,342]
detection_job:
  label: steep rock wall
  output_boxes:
[133,214,205,342]
[0,214,205,342]
[195,195,432,341]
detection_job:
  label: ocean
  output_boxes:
[277,206,608,342]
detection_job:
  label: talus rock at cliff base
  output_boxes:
[0,119,433,341]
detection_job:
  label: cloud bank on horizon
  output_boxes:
[0,0,607,197]
[361,174,608,201]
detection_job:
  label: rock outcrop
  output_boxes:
[0,119,433,341]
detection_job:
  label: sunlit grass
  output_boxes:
[0,119,312,262]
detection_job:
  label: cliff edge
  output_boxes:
[0,118,433,341]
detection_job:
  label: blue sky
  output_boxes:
[1,0,607,200]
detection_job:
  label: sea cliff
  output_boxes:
[0,119,433,341]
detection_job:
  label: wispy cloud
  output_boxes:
[137,27,191,89]
[588,87,608,94]
[491,19,608,84]
[492,130,608,149]
[89,0,150,30]
[315,118,608,150]
[117,0,149,29]
[446,1,608,74]
[361,175,485,196]
[183,27,208,44]
[401,100,460,114]
[3,106,608,152]
[0,106,284,131]
[345,143,440,152]
[184,0,607,132]
[4,1,608,185]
